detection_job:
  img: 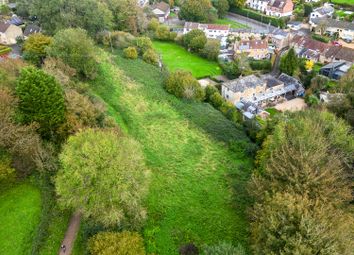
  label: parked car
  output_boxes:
[332,41,342,46]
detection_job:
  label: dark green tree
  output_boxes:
[212,0,230,18]
[183,29,207,51]
[16,67,66,139]
[279,48,298,76]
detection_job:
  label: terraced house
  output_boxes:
[246,0,294,17]
[234,39,269,59]
[310,18,354,41]
[183,22,230,39]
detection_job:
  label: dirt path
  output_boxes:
[58,211,81,255]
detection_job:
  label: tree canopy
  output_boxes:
[23,33,53,66]
[16,66,66,139]
[55,129,149,228]
[279,48,298,76]
[179,0,218,23]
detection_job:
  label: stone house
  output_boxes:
[310,3,334,20]
[310,18,354,41]
[152,2,170,23]
[266,0,294,17]
[234,39,269,59]
[0,22,23,45]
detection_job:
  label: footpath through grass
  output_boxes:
[152,41,222,78]
[0,182,41,255]
[86,50,252,254]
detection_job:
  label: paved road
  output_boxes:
[227,12,277,31]
[58,211,81,255]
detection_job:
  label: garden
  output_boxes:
[152,41,222,78]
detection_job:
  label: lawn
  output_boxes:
[0,182,41,255]
[82,50,253,254]
[152,41,222,78]
[216,18,249,29]
[331,0,354,5]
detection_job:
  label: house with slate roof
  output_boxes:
[0,22,23,45]
[310,18,354,41]
[152,2,170,23]
[320,61,352,79]
[234,39,269,59]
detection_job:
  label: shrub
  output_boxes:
[155,25,171,41]
[203,242,246,255]
[183,29,207,49]
[134,36,153,55]
[147,18,159,32]
[204,85,219,102]
[190,35,207,52]
[0,151,16,183]
[165,70,205,101]
[209,92,224,108]
[143,49,159,66]
[312,33,330,43]
[88,231,145,255]
[201,39,220,60]
[123,47,138,59]
[249,59,272,72]
[23,33,52,66]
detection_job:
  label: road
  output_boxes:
[227,12,277,31]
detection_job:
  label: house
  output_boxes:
[266,0,294,17]
[319,61,352,79]
[183,22,230,39]
[0,22,23,45]
[246,0,269,12]
[222,73,304,107]
[310,18,354,41]
[270,28,291,49]
[9,16,24,26]
[310,3,334,20]
[230,29,267,41]
[152,2,170,23]
[322,46,354,63]
[287,21,302,31]
[24,24,41,39]
[234,39,269,59]
[290,35,330,62]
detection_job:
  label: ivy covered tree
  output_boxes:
[280,48,298,76]
[179,0,217,23]
[55,129,149,228]
[16,67,66,139]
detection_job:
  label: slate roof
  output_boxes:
[291,35,330,54]
[0,22,10,33]
[152,2,170,13]
[311,18,354,31]
[223,75,265,93]
[24,24,41,37]
[261,74,283,88]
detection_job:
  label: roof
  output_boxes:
[152,2,170,13]
[261,74,283,88]
[24,24,41,37]
[313,5,334,16]
[236,39,268,50]
[311,18,354,31]
[223,75,265,93]
[278,73,303,91]
[332,47,354,63]
[269,0,285,8]
[0,22,10,33]
[9,16,23,26]
[320,61,347,70]
[184,22,229,31]
[291,35,330,54]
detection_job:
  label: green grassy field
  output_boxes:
[331,0,354,5]
[216,18,249,29]
[78,50,252,254]
[152,41,222,78]
[0,182,41,255]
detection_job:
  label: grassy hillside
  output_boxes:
[80,50,253,254]
[152,41,222,78]
[0,182,41,255]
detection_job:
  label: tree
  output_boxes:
[251,192,354,255]
[212,0,230,18]
[155,25,172,41]
[24,0,113,35]
[123,47,138,59]
[279,48,298,76]
[55,129,149,227]
[22,33,53,66]
[251,110,352,205]
[221,60,241,79]
[183,29,207,50]
[88,231,145,255]
[165,70,205,101]
[0,4,11,15]
[143,49,159,66]
[179,0,217,23]
[228,0,246,8]
[16,67,66,139]
[47,28,98,79]
[147,18,159,32]
[304,3,313,17]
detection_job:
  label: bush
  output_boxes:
[165,70,205,101]
[209,92,224,108]
[230,7,286,28]
[88,231,145,255]
[203,242,246,255]
[134,36,153,55]
[143,49,159,66]
[205,85,219,102]
[312,33,330,43]
[249,59,272,72]
[23,33,52,66]
[201,39,220,60]
[0,151,16,183]
[123,47,138,59]
[147,18,159,32]
[183,29,207,50]
[155,25,171,41]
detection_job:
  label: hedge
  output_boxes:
[249,59,272,72]
[311,34,330,43]
[230,7,286,28]
[0,47,12,55]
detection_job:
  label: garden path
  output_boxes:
[58,211,81,255]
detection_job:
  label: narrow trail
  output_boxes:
[58,211,81,255]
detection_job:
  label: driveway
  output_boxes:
[227,12,276,31]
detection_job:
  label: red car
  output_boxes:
[332,41,342,46]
